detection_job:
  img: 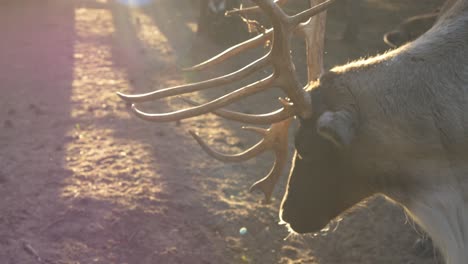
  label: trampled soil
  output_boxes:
[0,0,444,263]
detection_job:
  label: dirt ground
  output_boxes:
[0,0,445,263]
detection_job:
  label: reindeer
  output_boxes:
[118,0,468,263]
[383,0,454,48]
[383,11,439,48]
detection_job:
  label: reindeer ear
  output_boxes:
[383,30,404,48]
[316,110,357,147]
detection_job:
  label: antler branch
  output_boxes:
[182,97,294,125]
[190,118,292,203]
[117,0,331,202]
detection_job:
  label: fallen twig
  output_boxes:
[22,241,46,264]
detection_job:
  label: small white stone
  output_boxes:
[239,227,247,235]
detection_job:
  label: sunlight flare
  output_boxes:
[64,6,164,211]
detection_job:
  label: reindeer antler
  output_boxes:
[117,0,332,202]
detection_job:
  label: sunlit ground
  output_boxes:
[62,0,235,213]
[116,0,153,7]
[57,3,265,262]
[62,6,166,210]
[0,0,439,263]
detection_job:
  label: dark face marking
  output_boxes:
[280,116,368,234]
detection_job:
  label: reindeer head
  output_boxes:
[279,71,373,233]
[117,0,370,234]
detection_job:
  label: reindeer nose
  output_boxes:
[281,206,331,234]
[281,210,308,233]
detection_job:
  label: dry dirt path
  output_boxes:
[0,0,442,263]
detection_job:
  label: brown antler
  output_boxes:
[183,29,273,72]
[189,117,292,203]
[118,0,334,120]
[225,0,289,17]
[117,0,331,202]
[181,97,295,125]
[182,0,332,74]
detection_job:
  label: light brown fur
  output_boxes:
[283,1,468,263]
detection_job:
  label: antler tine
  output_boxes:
[181,97,294,125]
[190,118,292,203]
[130,75,275,122]
[249,145,288,203]
[248,118,291,203]
[225,0,289,17]
[117,54,270,103]
[189,131,268,162]
[184,29,273,72]
[289,0,335,25]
